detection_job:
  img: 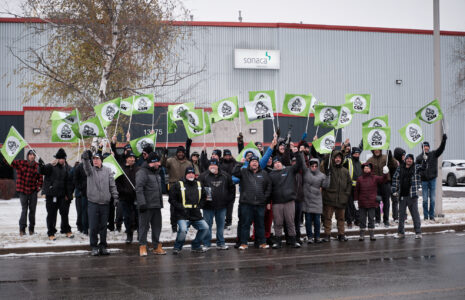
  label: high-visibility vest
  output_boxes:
[179,181,202,208]
[345,157,356,187]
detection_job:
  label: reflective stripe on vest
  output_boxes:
[179,181,202,208]
[346,158,356,186]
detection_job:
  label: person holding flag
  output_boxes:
[38,149,75,241]
[81,151,119,256]
[12,150,43,236]
[415,134,447,222]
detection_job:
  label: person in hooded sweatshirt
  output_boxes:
[302,158,330,244]
[136,152,165,256]
[269,146,303,249]
[354,162,389,241]
[392,154,423,239]
[392,147,406,223]
[169,167,208,254]
[342,146,363,229]
[38,148,75,241]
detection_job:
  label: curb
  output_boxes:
[1,223,464,255]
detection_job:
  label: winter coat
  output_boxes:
[320,151,352,209]
[11,160,43,195]
[219,158,237,175]
[169,177,206,221]
[302,158,330,214]
[392,164,422,199]
[415,136,446,181]
[162,155,192,184]
[73,162,88,197]
[39,161,74,199]
[343,156,362,187]
[116,163,138,202]
[199,170,235,210]
[268,151,303,204]
[366,152,398,180]
[82,158,119,204]
[135,163,163,209]
[354,172,388,208]
[232,163,271,206]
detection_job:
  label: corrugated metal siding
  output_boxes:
[1,23,464,158]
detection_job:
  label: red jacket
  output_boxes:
[11,160,43,195]
[354,172,387,208]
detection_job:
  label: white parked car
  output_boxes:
[442,160,465,187]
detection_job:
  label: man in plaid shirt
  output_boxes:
[11,150,43,236]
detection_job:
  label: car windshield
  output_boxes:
[456,163,465,167]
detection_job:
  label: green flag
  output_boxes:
[335,103,354,129]
[399,117,424,149]
[313,105,341,127]
[50,109,81,125]
[103,155,124,179]
[345,94,371,114]
[1,126,28,165]
[94,97,121,127]
[210,96,239,123]
[130,133,157,157]
[309,94,318,113]
[416,99,443,124]
[120,96,134,116]
[180,108,204,131]
[362,127,391,150]
[132,94,154,115]
[51,119,79,143]
[312,130,335,154]
[236,141,262,162]
[362,115,389,128]
[167,112,177,134]
[182,110,211,138]
[249,90,277,112]
[168,102,195,121]
[74,116,105,138]
[282,94,312,117]
[244,98,274,124]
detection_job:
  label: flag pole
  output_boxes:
[233,118,239,134]
[305,112,310,134]
[315,125,320,137]
[77,139,81,162]
[127,96,134,134]
[272,118,276,134]
[75,108,86,150]
[165,112,169,149]
[113,100,121,138]
[151,99,155,131]
[238,97,242,134]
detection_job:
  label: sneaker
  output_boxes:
[430,218,436,223]
[415,234,422,239]
[259,243,270,249]
[49,235,56,241]
[125,232,133,244]
[99,247,110,256]
[272,242,282,249]
[238,244,248,250]
[394,219,399,224]
[307,238,314,244]
[191,247,207,253]
[91,248,100,256]
[337,234,348,242]
[384,222,390,228]
[66,232,74,238]
[173,248,181,255]
[314,237,321,244]
[321,235,331,242]
[375,222,380,228]
[234,241,241,249]
[394,233,405,239]
[217,245,229,250]
[202,246,211,252]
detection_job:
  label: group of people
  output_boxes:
[10,128,447,256]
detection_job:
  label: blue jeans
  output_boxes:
[203,208,227,247]
[422,178,436,219]
[240,204,266,245]
[174,219,209,250]
[304,213,321,239]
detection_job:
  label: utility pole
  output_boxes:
[433,0,444,217]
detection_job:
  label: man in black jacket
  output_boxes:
[415,134,447,222]
[73,154,90,235]
[169,167,209,254]
[233,156,272,250]
[116,151,138,244]
[199,159,235,250]
[38,148,74,241]
[136,152,165,256]
[219,149,237,228]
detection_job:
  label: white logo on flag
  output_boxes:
[120,100,132,113]
[102,103,119,122]
[350,95,367,112]
[421,105,439,122]
[136,138,154,155]
[173,105,189,120]
[287,96,306,114]
[367,129,387,148]
[406,124,422,143]
[218,100,236,118]
[134,97,151,113]
[57,123,75,141]
[338,106,352,125]
[319,107,338,124]
[322,136,335,151]
[5,136,21,157]
[81,122,99,137]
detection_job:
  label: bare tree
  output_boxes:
[455,37,465,106]
[6,0,204,114]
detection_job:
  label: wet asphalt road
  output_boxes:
[1,233,465,300]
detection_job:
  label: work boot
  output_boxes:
[338,234,348,242]
[125,232,133,244]
[359,230,365,241]
[289,236,301,248]
[66,232,74,238]
[369,229,376,241]
[100,247,110,256]
[153,244,166,255]
[321,234,331,242]
[139,245,148,257]
[314,237,321,244]
[28,227,34,235]
[19,229,26,237]
[272,236,282,249]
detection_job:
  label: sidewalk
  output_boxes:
[1,188,464,254]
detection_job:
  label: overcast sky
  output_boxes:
[1,0,465,31]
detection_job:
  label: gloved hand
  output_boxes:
[382,166,389,174]
[302,132,307,141]
[38,158,45,166]
[354,201,359,210]
[139,204,147,213]
[114,199,119,207]
[81,151,89,160]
